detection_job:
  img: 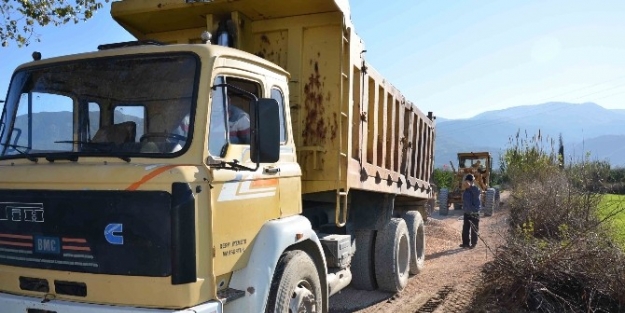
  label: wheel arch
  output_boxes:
[224,215,328,313]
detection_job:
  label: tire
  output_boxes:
[403,211,425,275]
[426,198,435,218]
[265,250,322,313]
[483,188,496,216]
[374,218,411,292]
[494,188,501,210]
[350,230,377,290]
[439,188,449,216]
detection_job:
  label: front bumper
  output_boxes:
[0,292,222,313]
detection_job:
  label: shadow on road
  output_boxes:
[329,287,393,313]
[426,247,470,260]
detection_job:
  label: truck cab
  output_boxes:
[0,42,296,312]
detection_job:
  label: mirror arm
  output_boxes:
[211,83,258,102]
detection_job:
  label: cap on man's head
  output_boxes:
[465,174,474,182]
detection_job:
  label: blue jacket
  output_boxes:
[462,185,481,214]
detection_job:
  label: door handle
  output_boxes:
[263,166,280,174]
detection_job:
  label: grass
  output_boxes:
[599,194,625,248]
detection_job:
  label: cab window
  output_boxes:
[208,76,260,156]
[271,87,287,144]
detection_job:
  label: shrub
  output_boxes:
[472,131,625,313]
[432,165,454,189]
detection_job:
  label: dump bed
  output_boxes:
[112,0,435,200]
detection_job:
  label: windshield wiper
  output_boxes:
[45,153,79,163]
[107,153,131,163]
[0,143,38,163]
[55,140,112,152]
[208,159,259,172]
[45,153,130,163]
[54,140,131,162]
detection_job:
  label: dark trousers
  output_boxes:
[462,213,480,246]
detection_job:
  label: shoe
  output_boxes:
[459,244,470,248]
[469,244,477,249]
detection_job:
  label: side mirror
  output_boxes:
[250,98,280,163]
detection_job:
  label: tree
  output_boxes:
[558,133,564,169]
[432,165,454,189]
[1,0,108,47]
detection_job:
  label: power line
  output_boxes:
[530,74,625,103]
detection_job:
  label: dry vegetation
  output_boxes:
[332,133,625,313]
[469,135,625,313]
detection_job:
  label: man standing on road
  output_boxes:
[460,174,481,248]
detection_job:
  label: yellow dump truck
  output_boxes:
[0,1,435,312]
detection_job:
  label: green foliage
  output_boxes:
[1,0,108,47]
[499,129,561,188]
[607,167,625,194]
[489,169,504,188]
[567,158,611,193]
[598,194,625,248]
[608,167,625,183]
[431,165,454,189]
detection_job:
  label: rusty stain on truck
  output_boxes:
[254,32,288,70]
[303,58,337,146]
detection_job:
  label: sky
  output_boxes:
[2,0,625,119]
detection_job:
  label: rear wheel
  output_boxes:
[495,188,501,210]
[426,197,435,218]
[439,188,449,216]
[483,188,496,216]
[374,218,411,292]
[350,230,377,290]
[403,211,425,275]
[265,250,322,313]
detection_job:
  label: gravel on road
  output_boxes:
[329,192,510,313]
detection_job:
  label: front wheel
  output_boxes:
[265,250,322,313]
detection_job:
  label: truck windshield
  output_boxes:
[459,157,488,170]
[0,53,199,160]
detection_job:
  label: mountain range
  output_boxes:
[434,102,625,169]
[6,101,623,169]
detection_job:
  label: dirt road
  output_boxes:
[329,193,509,313]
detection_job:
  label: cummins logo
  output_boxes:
[0,202,44,222]
[104,223,124,245]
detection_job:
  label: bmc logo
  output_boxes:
[34,235,61,254]
[0,202,44,222]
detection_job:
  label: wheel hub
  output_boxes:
[289,281,317,313]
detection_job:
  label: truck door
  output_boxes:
[208,74,282,276]
[270,86,301,217]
